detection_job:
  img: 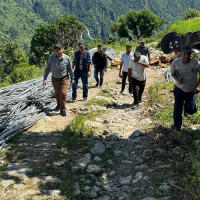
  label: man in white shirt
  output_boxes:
[128,51,149,109]
[119,45,133,94]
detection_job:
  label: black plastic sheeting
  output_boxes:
[0,47,116,147]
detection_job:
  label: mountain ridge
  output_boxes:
[0,0,200,50]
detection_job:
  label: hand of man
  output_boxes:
[71,81,74,86]
[195,86,200,94]
[43,81,46,87]
[176,78,183,84]
[87,71,91,77]
[119,71,122,78]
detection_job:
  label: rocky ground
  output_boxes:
[0,49,184,200]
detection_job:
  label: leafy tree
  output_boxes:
[29,15,86,67]
[111,9,164,40]
[0,42,28,75]
[106,36,117,44]
[0,41,38,86]
[183,8,200,20]
[85,38,103,49]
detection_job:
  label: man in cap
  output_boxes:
[171,45,200,131]
[128,51,149,109]
[119,45,133,94]
[92,44,108,88]
[72,42,92,102]
[136,38,151,64]
[43,43,74,116]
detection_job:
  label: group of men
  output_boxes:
[43,42,107,116]
[119,38,151,109]
[43,39,200,132]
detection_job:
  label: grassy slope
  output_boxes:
[169,17,200,34]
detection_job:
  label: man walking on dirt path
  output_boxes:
[43,43,74,117]
[128,51,149,109]
[72,41,92,102]
[92,44,108,88]
[119,45,133,94]
[171,45,200,131]
[136,38,151,64]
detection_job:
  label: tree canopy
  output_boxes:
[111,9,164,40]
[29,15,86,67]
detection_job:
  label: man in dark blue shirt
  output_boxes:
[72,42,92,102]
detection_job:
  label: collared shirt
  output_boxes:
[136,45,151,62]
[171,57,200,92]
[128,55,149,81]
[43,53,74,81]
[121,52,133,72]
[92,51,108,69]
[79,52,84,71]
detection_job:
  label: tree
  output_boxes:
[29,15,86,67]
[106,36,117,44]
[183,8,200,20]
[0,41,28,75]
[111,9,164,40]
[0,41,37,86]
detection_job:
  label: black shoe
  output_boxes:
[60,110,67,116]
[172,125,180,132]
[54,105,60,112]
[95,82,99,87]
[131,103,139,109]
[71,98,77,102]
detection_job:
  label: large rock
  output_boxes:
[90,141,106,155]
[86,165,102,175]
[119,175,132,185]
[96,195,111,200]
[2,179,15,188]
[76,153,92,170]
[129,130,144,139]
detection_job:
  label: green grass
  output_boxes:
[106,42,138,55]
[169,17,200,35]
[149,81,174,104]
[59,111,101,150]
[84,96,111,107]
[153,105,173,126]
[98,89,113,98]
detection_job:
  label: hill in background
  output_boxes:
[0,0,200,51]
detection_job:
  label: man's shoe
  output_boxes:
[172,125,181,132]
[95,83,99,87]
[60,110,67,116]
[54,105,60,112]
[71,98,77,102]
[99,85,103,88]
[131,103,139,109]
[83,97,88,102]
[120,90,124,94]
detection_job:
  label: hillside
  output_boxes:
[0,0,200,50]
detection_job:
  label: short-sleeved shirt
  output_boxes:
[120,52,133,72]
[128,55,149,81]
[171,57,200,92]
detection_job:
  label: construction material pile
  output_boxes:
[0,47,116,147]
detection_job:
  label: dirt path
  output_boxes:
[0,51,178,200]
